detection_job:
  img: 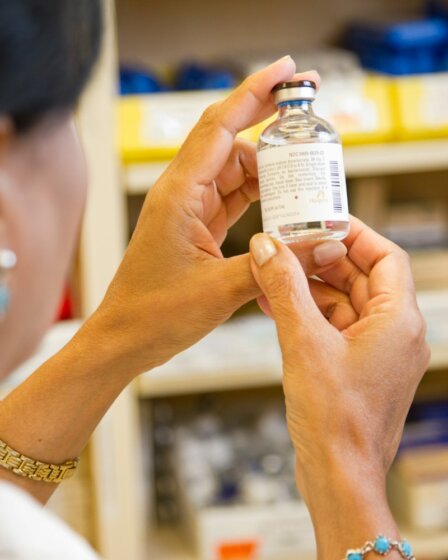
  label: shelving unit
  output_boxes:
[83,1,448,558]
[123,139,448,195]
[138,300,448,398]
[410,529,448,559]
[2,1,446,559]
[147,529,195,560]
[343,139,448,177]
[139,346,448,399]
[146,527,448,560]
[76,2,146,559]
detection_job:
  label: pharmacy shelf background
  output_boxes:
[146,528,448,560]
[1,1,447,560]
[115,0,448,551]
[6,293,446,402]
[147,524,448,560]
[138,291,448,398]
[123,139,448,194]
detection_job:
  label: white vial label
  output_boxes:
[257,143,349,236]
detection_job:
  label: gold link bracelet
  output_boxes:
[0,438,79,483]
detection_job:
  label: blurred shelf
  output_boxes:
[138,343,447,398]
[138,316,282,398]
[123,139,448,194]
[429,344,448,370]
[405,528,448,558]
[3,299,446,402]
[138,293,448,398]
[411,250,448,292]
[124,161,170,194]
[147,528,314,560]
[139,366,282,398]
[343,139,448,178]
[0,320,81,398]
[147,526,448,560]
[147,529,195,560]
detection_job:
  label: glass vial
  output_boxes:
[257,80,350,243]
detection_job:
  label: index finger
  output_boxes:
[320,216,415,299]
[344,216,407,276]
[173,58,321,185]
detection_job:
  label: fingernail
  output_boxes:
[251,234,277,266]
[313,241,347,267]
[275,55,292,64]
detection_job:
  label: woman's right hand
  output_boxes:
[249,217,430,559]
[83,59,348,378]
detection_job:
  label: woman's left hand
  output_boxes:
[248,218,430,558]
[85,58,346,375]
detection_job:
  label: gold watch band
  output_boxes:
[0,438,79,483]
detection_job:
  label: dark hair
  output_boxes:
[0,0,102,132]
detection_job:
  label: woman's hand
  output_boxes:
[85,58,346,376]
[249,217,430,558]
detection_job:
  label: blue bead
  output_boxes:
[0,283,10,314]
[401,541,412,558]
[375,536,391,554]
[347,553,363,560]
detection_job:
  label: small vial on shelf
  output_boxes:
[256,80,350,243]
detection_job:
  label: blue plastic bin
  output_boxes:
[347,18,448,74]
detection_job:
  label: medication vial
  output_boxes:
[257,80,350,243]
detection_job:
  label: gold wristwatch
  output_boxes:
[0,438,79,483]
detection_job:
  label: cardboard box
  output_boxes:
[388,447,448,531]
[181,501,316,560]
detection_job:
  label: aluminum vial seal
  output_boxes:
[273,80,316,104]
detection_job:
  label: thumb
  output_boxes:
[249,234,330,350]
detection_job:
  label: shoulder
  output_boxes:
[0,482,99,560]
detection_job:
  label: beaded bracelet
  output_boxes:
[345,535,415,560]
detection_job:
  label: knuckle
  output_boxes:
[200,102,221,128]
[397,246,412,266]
[241,77,264,105]
[402,248,412,266]
[402,309,426,344]
[343,266,361,294]
[264,269,295,300]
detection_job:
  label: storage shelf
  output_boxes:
[123,139,448,194]
[147,529,195,560]
[138,341,447,398]
[147,528,312,560]
[147,526,448,560]
[343,139,448,178]
[138,291,448,398]
[430,343,448,370]
[139,366,282,398]
[110,3,448,559]
[405,528,448,559]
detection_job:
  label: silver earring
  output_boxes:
[0,249,17,321]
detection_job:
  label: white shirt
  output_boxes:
[0,482,99,560]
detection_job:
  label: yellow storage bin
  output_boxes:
[117,74,397,165]
[314,73,395,145]
[391,72,448,140]
[117,90,229,163]
[226,74,395,146]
